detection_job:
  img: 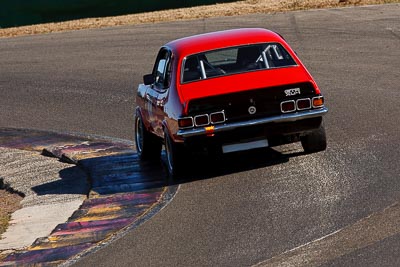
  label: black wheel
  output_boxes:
[164,129,185,178]
[135,115,162,160]
[301,123,327,153]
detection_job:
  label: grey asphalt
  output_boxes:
[0,3,399,266]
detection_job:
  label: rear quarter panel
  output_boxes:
[136,83,152,130]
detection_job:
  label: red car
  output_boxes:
[135,28,328,177]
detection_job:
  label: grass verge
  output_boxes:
[0,0,398,38]
[0,180,23,240]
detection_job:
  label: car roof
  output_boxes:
[165,28,285,57]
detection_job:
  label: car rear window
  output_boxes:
[181,43,297,83]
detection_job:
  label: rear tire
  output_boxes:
[164,129,185,178]
[135,115,162,160]
[301,123,327,153]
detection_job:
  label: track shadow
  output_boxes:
[32,146,306,196]
[76,153,168,196]
[169,146,306,185]
[31,165,89,196]
[79,146,306,191]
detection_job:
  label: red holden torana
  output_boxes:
[135,28,328,177]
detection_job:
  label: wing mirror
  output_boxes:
[143,74,155,85]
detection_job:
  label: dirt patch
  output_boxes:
[0,181,23,239]
[0,0,398,38]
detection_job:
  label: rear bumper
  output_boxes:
[177,107,328,138]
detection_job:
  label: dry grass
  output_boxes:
[0,182,23,239]
[0,0,398,38]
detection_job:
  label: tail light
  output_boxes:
[312,96,324,108]
[281,96,323,114]
[281,100,296,113]
[178,110,225,129]
[210,111,226,124]
[296,98,311,110]
[178,117,194,128]
[194,114,209,126]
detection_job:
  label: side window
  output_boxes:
[154,49,171,89]
[183,56,201,83]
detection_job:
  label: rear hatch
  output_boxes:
[179,66,317,121]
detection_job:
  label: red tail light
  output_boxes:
[210,111,226,124]
[281,100,296,113]
[194,114,209,126]
[296,98,311,110]
[178,117,194,128]
[179,110,225,129]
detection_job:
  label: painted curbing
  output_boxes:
[0,128,177,266]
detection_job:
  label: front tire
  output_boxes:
[135,115,162,160]
[301,123,327,153]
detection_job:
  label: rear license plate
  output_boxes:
[222,139,269,153]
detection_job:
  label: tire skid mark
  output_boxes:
[0,128,176,266]
[254,202,400,267]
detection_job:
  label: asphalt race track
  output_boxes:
[1,4,399,267]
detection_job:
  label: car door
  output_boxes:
[150,48,172,137]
